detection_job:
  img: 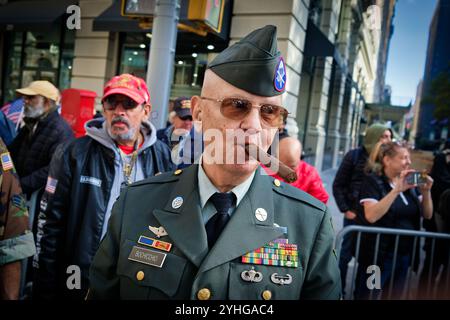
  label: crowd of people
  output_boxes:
[0,24,448,301]
[334,124,450,299]
[0,25,340,301]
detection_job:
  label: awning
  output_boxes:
[304,20,347,73]
[0,0,77,31]
[304,20,334,57]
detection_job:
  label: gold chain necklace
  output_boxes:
[119,134,141,186]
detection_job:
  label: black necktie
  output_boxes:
[206,192,236,248]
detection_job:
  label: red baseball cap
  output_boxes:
[102,74,150,105]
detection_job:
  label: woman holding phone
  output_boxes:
[354,141,433,299]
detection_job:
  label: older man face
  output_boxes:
[23,95,48,118]
[172,114,193,136]
[102,94,150,145]
[192,70,284,177]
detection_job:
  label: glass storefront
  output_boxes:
[118,33,149,79]
[117,32,208,99]
[1,27,75,104]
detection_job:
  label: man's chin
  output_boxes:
[112,123,129,131]
[108,128,134,141]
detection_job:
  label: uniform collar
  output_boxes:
[197,155,255,209]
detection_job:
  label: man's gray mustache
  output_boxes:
[111,117,130,127]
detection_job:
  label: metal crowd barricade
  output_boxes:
[335,225,450,300]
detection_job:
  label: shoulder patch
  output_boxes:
[272,180,326,212]
[1,152,14,171]
[130,170,180,187]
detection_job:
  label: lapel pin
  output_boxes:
[172,196,183,209]
[149,225,168,238]
[241,267,263,283]
[270,273,293,285]
[255,208,268,222]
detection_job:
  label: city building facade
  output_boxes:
[416,0,450,149]
[0,0,396,170]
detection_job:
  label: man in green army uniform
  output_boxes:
[0,138,35,299]
[88,25,341,300]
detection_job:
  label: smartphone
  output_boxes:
[406,171,427,185]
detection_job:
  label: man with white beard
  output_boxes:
[33,74,175,300]
[9,80,74,198]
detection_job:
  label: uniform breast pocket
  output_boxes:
[117,239,187,299]
[228,262,304,300]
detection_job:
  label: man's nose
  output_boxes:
[240,107,262,133]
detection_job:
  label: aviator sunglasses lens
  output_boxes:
[221,98,252,119]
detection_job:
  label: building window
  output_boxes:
[118,33,149,79]
[118,32,208,98]
[1,28,75,104]
[2,32,23,103]
[173,55,206,86]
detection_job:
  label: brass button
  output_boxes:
[136,271,145,281]
[174,169,183,176]
[262,290,272,300]
[273,179,281,187]
[197,288,211,300]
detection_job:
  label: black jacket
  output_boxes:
[358,173,422,270]
[424,152,450,232]
[332,147,368,218]
[34,126,175,300]
[9,110,74,196]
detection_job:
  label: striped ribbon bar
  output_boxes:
[241,238,299,268]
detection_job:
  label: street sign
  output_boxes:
[188,0,225,33]
[121,0,226,35]
[122,0,156,18]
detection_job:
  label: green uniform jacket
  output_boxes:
[0,138,35,267]
[88,165,340,300]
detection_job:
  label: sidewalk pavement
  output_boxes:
[321,168,344,235]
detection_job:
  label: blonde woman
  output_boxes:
[355,141,433,299]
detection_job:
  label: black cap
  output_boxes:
[207,25,286,97]
[173,96,192,118]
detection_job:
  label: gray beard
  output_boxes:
[107,125,138,142]
[24,104,45,119]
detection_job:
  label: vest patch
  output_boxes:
[80,175,102,187]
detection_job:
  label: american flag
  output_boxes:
[1,98,24,125]
[45,176,58,194]
[1,152,14,171]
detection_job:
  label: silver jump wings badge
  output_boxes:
[149,225,168,238]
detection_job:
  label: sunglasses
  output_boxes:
[179,116,193,121]
[200,96,289,127]
[103,95,140,111]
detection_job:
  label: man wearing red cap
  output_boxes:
[33,74,175,300]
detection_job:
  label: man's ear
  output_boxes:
[143,103,152,117]
[44,98,52,111]
[191,96,202,122]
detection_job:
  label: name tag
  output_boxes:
[128,246,167,268]
[80,175,102,187]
